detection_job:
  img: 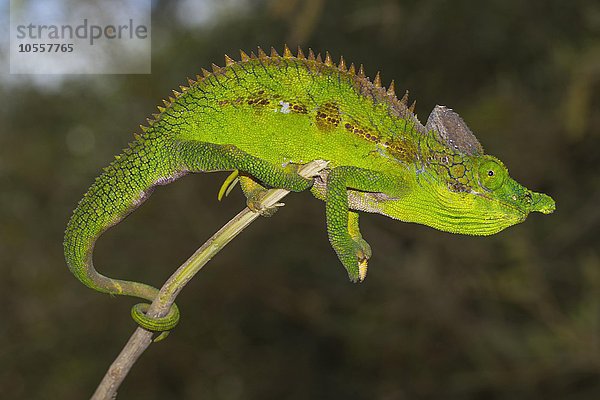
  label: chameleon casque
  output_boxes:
[64,46,555,334]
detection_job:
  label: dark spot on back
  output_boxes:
[247,90,271,108]
[315,102,341,131]
[344,119,380,143]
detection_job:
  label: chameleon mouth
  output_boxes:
[476,190,555,227]
[473,191,529,223]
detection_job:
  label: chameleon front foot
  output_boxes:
[344,237,372,282]
[131,302,180,341]
[332,237,373,282]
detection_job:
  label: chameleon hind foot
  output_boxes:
[216,170,282,215]
[240,160,330,216]
[239,175,283,216]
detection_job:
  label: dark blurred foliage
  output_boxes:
[1,0,599,398]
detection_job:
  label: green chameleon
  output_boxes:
[64,46,555,335]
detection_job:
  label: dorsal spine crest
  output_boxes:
[141,46,424,142]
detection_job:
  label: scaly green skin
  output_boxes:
[64,46,555,334]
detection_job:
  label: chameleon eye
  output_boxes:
[478,159,506,191]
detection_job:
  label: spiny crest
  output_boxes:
[139,45,422,137]
[400,90,409,104]
[325,51,333,66]
[408,100,416,114]
[224,54,235,66]
[188,45,408,103]
[387,80,395,96]
[338,56,347,72]
[257,46,268,59]
[373,72,382,88]
[239,49,250,62]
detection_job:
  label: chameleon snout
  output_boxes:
[530,191,555,214]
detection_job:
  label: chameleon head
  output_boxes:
[473,155,555,217]
[379,160,555,236]
[378,106,555,236]
[453,154,556,234]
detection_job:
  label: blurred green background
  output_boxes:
[1,0,599,398]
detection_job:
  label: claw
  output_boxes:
[358,259,368,282]
[218,170,240,201]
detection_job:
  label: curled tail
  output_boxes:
[64,137,184,333]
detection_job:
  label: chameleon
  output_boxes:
[64,45,555,335]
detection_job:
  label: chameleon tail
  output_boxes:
[63,138,182,333]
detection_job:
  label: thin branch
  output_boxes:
[91,160,328,400]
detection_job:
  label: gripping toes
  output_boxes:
[330,235,371,282]
[354,236,372,281]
